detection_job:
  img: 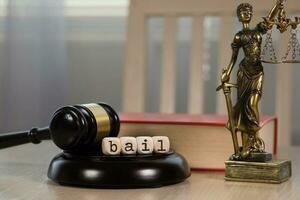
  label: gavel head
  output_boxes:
[49,103,120,152]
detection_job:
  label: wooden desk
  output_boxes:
[0,142,299,200]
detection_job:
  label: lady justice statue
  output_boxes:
[217,0,299,162]
[216,0,298,183]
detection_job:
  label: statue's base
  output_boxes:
[225,160,292,183]
[230,152,272,162]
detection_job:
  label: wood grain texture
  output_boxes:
[188,16,204,114]
[0,142,299,200]
[122,0,147,112]
[160,15,177,113]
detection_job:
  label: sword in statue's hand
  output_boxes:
[216,79,240,158]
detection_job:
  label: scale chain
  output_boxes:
[282,28,300,62]
[261,29,278,63]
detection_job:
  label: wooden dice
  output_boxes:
[102,138,121,155]
[120,137,137,155]
[136,136,154,154]
[153,136,170,154]
[102,136,170,156]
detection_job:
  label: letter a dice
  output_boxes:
[152,136,170,154]
[136,136,154,154]
[120,137,137,155]
[102,137,121,155]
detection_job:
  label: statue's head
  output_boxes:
[237,3,253,23]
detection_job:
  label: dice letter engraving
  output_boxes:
[153,136,170,154]
[120,137,137,155]
[102,137,121,155]
[136,136,154,154]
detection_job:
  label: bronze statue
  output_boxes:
[217,0,296,183]
[217,0,287,161]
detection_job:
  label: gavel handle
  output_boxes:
[0,127,51,149]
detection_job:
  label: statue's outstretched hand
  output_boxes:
[221,68,230,83]
[276,0,286,5]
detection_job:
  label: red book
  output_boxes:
[119,113,277,171]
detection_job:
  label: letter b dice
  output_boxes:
[102,137,121,155]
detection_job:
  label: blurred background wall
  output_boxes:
[0,0,299,145]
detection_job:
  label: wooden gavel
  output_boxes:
[0,103,120,152]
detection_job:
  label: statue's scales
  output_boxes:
[261,0,300,63]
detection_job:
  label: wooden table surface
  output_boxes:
[0,141,299,200]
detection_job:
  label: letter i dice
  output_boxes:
[120,137,137,155]
[102,137,121,155]
[152,136,170,153]
[136,136,154,154]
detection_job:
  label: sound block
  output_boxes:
[47,151,190,188]
[225,159,292,183]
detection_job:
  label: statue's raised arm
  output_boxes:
[266,0,285,22]
[257,0,285,34]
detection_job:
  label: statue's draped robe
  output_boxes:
[229,22,269,134]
